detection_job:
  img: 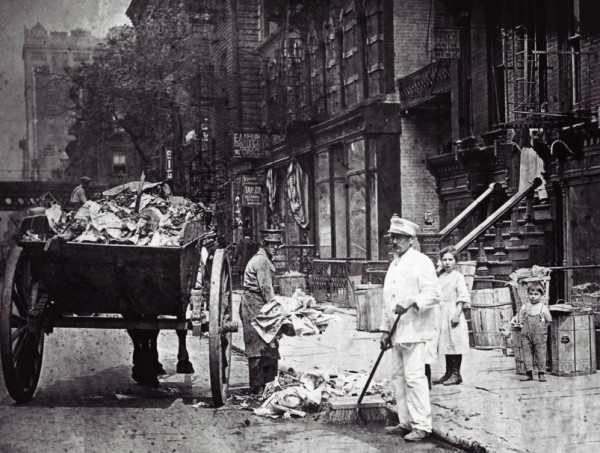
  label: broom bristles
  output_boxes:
[321,405,393,424]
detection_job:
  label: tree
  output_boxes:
[65,4,201,181]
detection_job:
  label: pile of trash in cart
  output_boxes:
[229,366,393,419]
[22,180,211,246]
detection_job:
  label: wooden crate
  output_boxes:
[550,309,597,376]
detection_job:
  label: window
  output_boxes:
[315,139,374,259]
[31,51,46,61]
[112,152,127,175]
[488,11,506,125]
[501,0,547,120]
[458,23,472,137]
[73,52,89,63]
[315,152,331,257]
[567,0,581,106]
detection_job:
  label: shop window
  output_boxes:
[315,140,372,259]
[112,151,127,175]
[316,152,331,257]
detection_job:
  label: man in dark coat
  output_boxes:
[234,230,257,279]
[240,228,283,394]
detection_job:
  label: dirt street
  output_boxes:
[0,328,461,452]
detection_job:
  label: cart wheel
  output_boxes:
[208,249,233,407]
[0,247,45,402]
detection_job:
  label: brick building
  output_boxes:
[22,24,103,182]
[402,0,600,298]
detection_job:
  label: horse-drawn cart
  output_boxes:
[0,214,236,406]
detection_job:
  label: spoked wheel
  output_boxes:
[0,247,46,402]
[208,249,234,407]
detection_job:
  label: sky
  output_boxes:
[0,0,131,180]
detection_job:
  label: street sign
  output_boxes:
[233,132,272,158]
[433,28,460,59]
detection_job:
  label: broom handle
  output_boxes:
[357,312,402,406]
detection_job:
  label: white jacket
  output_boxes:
[380,247,441,344]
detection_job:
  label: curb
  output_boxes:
[431,427,488,453]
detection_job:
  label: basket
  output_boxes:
[510,276,551,312]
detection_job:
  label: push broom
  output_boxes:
[321,311,402,424]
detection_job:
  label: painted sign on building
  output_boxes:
[241,175,263,207]
[433,28,460,59]
[233,132,272,158]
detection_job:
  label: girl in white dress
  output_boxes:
[432,246,471,386]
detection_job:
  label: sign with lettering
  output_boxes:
[165,148,173,178]
[433,28,460,59]
[233,132,272,158]
[241,175,263,207]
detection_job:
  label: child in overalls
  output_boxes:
[512,282,552,381]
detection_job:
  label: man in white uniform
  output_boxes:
[380,214,441,441]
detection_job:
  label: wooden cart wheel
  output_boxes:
[208,248,233,407]
[0,247,45,402]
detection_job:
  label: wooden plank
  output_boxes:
[53,317,189,330]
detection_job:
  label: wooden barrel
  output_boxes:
[471,288,514,350]
[276,272,306,297]
[512,328,527,375]
[354,284,383,332]
[550,308,597,376]
[456,261,476,292]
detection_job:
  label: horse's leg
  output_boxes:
[176,328,195,373]
[137,329,159,386]
[149,329,166,374]
[127,329,143,384]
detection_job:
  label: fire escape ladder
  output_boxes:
[510,25,537,115]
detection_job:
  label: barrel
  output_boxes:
[276,272,306,297]
[456,261,476,292]
[354,284,383,332]
[471,288,514,349]
[550,308,597,376]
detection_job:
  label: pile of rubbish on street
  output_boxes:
[22,181,210,247]
[230,367,393,419]
[251,289,339,343]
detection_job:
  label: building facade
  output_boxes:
[402,0,600,297]
[23,24,103,182]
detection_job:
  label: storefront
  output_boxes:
[260,102,401,274]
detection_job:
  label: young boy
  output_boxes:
[512,282,552,381]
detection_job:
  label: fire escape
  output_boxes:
[261,0,330,137]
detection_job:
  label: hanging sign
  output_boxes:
[241,175,263,207]
[433,28,460,59]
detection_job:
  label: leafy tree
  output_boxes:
[65,4,201,181]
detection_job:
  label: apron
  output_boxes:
[240,291,280,359]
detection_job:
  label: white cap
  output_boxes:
[387,213,419,237]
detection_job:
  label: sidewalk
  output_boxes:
[231,292,600,453]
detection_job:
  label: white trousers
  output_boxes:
[391,342,432,432]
